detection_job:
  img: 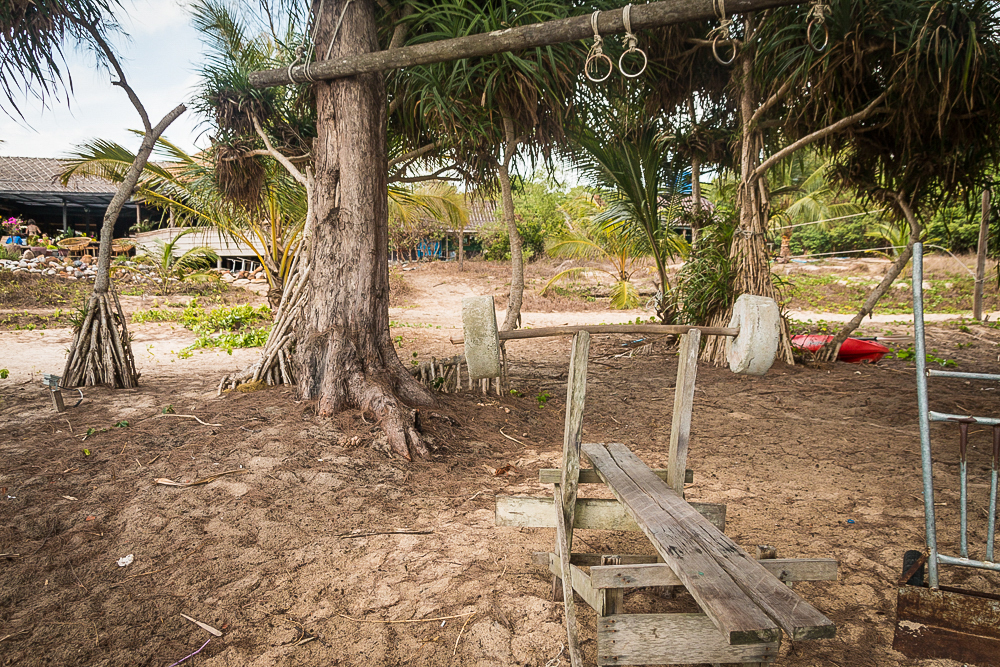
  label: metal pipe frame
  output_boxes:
[928,369,1000,382]
[913,243,941,587]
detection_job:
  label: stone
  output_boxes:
[233,278,250,285]
[72,260,82,268]
[22,250,34,260]
[80,255,93,265]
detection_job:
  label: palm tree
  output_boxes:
[393,0,583,331]
[768,153,863,262]
[570,119,690,322]
[1,0,187,388]
[543,207,648,310]
[60,137,306,308]
[135,229,219,295]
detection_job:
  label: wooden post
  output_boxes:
[975,188,992,321]
[668,329,700,496]
[49,388,65,413]
[553,332,590,600]
[459,227,464,271]
[600,554,624,616]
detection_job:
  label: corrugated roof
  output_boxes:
[0,156,118,195]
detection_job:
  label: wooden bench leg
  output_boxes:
[553,332,590,667]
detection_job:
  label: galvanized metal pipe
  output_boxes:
[928,369,1000,382]
[937,553,1000,573]
[989,426,1000,562]
[952,418,975,559]
[913,243,941,588]
[930,411,1000,426]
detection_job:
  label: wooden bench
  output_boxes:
[495,330,837,665]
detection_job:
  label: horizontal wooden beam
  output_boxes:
[589,559,839,589]
[597,614,780,665]
[248,0,802,89]
[450,324,737,346]
[544,551,607,615]
[496,495,726,532]
[539,467,693,485]
[532,551,663,567]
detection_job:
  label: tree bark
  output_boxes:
[690,153,702,254]
[499,114,525,332]
[294,0,434,461]
[702,47,795,367]
[816,194,923,361]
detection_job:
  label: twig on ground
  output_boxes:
[63,418,73,434]
[167,638,211,667]
[0,630,29,642]
[453,612,475,656]
[338,611,475,624]
[180,613,223,637]
[336,529,434,538]
[155,414,221,427]
[68,561,89,593]
[155,470,247,487]
[499,428,526,446]
[544,644,566,667]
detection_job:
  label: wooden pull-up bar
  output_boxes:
[247,0,800,89]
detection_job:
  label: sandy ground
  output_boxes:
[3,262,1000,667]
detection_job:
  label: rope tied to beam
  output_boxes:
[709,0,737,65]
[585,11,613,82]
[806,0,830,52]
[618,4,647,78]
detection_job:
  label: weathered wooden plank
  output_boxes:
[248,0,802,89]
[668,329,700,494]
[545,551,606,615]
[589,559,839,589]
[583,442,779,645]
[553,485,584,667]
[532,552,663,567]
[539,468,693,485]
[597,614,779,665]
[496,496,726,532]
[591,443,836,642]
[560,331,590,549]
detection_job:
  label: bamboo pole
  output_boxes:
[248,0,800,89]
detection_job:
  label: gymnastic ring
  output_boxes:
[712,36,737,66]
[618,48,647,79]
[807,19,829,53]
[585,53,614,82]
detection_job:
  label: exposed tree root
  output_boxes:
[61,290,138,389]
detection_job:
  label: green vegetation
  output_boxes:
[783,274,993,315]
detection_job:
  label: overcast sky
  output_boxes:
[0,0,207,159]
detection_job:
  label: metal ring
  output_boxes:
[807,19,829,53]
[618,48,647,78]
[712,36,737,65]
[586,53,614,82]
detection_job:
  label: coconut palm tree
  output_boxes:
[392,0,583,331]
[134,229,219,295]
[569,118,690,322]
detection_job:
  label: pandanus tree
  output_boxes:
[60,136,308,308]
[567,95,691,321]
[777,0,1000,360]
[391,0,583,331]
[1,0,186,387]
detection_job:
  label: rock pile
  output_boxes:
[220,269,269,286]
[0,251,98,280]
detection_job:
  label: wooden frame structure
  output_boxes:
[496,331,838,665]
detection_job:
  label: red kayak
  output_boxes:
[791,334,891,364]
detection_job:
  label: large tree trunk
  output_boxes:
[294,0,434,460]
[702,50,795,366]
